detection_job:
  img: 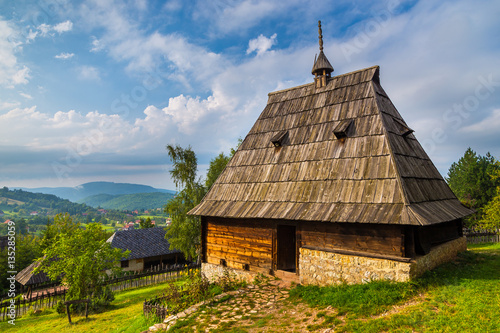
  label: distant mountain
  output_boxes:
[15,181,176,202]
[79,192,175,210]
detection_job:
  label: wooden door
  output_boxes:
[277,225,296,272]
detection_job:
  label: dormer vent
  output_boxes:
[271,131,288,147]
[393,118,414,137]
[333,120,353,140]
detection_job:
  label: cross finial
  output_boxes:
[318,20,323,52]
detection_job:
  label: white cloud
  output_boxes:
[11,66,31,85]
[461,109,500,135]
[77,66,100,81]
[37,24,52,37]
[247,33,277,56]
[28,20,74,41]
[0,20,30,87]
[19,92,33,99]
[90,36,104,52]
[53,20,73,34]
[55,52,75,59]
[193,0,287,35]
[0,101,20,110]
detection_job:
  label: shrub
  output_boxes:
[56,300,66,314]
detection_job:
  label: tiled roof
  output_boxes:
[106,227,181,260]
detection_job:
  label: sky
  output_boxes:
[0,0,499,191]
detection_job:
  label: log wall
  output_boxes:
[203,218,408,275]
[204,218,273,274]
[301,222,404,257]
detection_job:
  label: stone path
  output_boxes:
[148,280,340,332]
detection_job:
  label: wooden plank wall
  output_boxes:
[205,217,274,274]
[204,218,408,274]
[301,222,404,257]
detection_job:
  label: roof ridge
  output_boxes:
[268,65,380,96]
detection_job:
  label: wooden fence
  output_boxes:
[107,263,200,293]
[143,294,169,321]
[0,287,67,322]
[0,263,199,322]
[464,228,500,244]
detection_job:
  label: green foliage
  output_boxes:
[479,161,500,229]
[289,280,418,316]
[35,213,128,311]
[0,187,93,216]
[55,300,66,314]
[0,233,42,294]
[447,148,499,208]
[139,217,154,229]
[164,142,239,261]
[164,145,206,260]
[149,270,245,319]
[80,192,175,210]
[446,148,500,226]
[205,152,231,190]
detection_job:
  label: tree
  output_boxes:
[139,217,154,229]
[205,152,231,190]
[36,213,127,309]
[164,145,205,260]
[446,148,500,225]
[479,162,500,229]
[164,142,240,261]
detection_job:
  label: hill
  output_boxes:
[0,187,93,216]
[15,181,176,202]
[79,192,175,210]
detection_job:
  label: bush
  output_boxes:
[56,300,65,314]
[92,285,115,312]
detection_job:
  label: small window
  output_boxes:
[121,260,129,268]
[220,259,227,267]
[271,131,288,147]
[333,120,353,140]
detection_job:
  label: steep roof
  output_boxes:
[16,260,52,286]
[106,227,181,260]
[190,66,474,226]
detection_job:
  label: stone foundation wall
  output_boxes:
[299,237,467,285]
[201,262,257,284]
[410,236,467,277]
[202,237,467,286]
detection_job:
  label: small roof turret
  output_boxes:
[311,20,334,77]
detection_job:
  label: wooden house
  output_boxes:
[106,227,185,272]
[189,22,473,285]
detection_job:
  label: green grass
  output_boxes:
[290,279,418,317]
[2,243,500,332]
[292,243,500,332]
[0,281,184,332]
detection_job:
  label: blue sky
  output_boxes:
[0,0,499,191]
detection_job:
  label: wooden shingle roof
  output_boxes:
[16,260,51,286]
[106,227,181,260]
[190,66,474,226]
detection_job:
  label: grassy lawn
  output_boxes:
[0,281,178,332]
[2,243,499,332]
[292,242,500,332]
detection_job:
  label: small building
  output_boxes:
[106,227,185,272]
[16,260,54,298]
[189,22,474,285]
